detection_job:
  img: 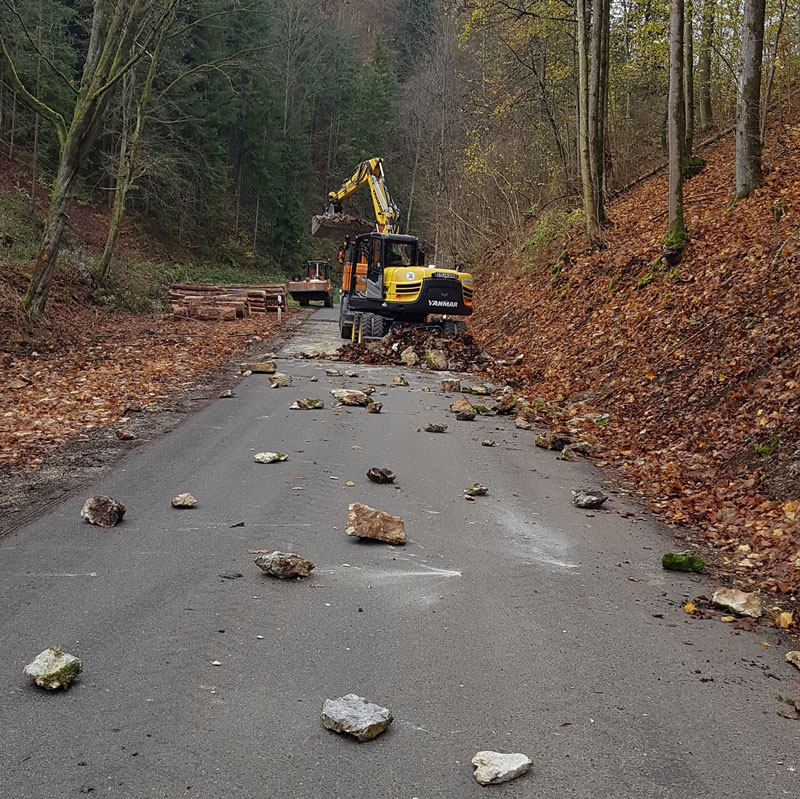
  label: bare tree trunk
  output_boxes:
[735,0,767,199]
[577,0,600,244]
[667,0,688,255]
[588,0,609,231]
[9,91,15,159]
[761,0,788,146]
[30,0,43,214]
[684,0,695,156]
[697,2,714,130]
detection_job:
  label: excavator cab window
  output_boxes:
[366,237,383,299]
[385,240,416,267]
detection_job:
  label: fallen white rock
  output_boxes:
[254,452,288,463]
[471,751,532,785]
[171,493,197,508]
[712,587,763,618]
[321,694,393,741]
[23,647,82,690]
[330,389,371,406]
[786,651,800,670]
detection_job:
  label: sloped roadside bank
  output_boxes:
[467,121,800,598]
[0,303,307,538]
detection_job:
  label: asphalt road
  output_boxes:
[2,307,798,798]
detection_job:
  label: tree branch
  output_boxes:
[0,36,66,146]
[0,0,79,96]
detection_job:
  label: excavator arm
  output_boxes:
[312,157,400,239]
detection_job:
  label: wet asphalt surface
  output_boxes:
[1,307,798,798]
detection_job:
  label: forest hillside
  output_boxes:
[471,110,800,595]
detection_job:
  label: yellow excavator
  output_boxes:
[312,157,474,340]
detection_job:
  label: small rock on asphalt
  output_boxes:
[81,496,126,527]
[325,368,341,376]
[330,389,371,406]
[440,379,461,392]
[309,376,319,382]
[289,399,324,410]
[171,493,197,508]
[493,394,517,414]
[535,431,574,451]
[366,467,395,484]
[482,440,495,447]
[514,417,532,430]
[393,376,409,386]
[346,502,405,544]
[345,370,359,378]
[254,452,288,463]
[471,751,532,785]
[23,646,82,690]
[115,428,136,440]
[241,361,276,374]
[572,489,608,509]
[465,483,488,497]
[456,411,476,421]
[321,694,393,742]
[366,402,383,413]
[786,651,800,670]
[269,373,292,388]
[219,390,236,399]
[254,551,315,578]
[424,423,447,433]
[712,587,763,618]
[449,396,474,414]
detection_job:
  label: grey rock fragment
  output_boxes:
[254,452,288,463]
[482,440,496,447]
[424,423,447,433]
[23,646,82,690]
[440,379,461,392]
[472,751,532,785]
[393,376,409,386]
[366,402,383,414]
[115,428,136,440]
[81,496,126,527]
[786,651,800,670]
[269,373,292,388]
[254,551,315,578]
[321,694,393,742]
[456,411,476,421]
[289,399,324,410]
[219,390,236,399]
[514,417,532,430]
[330,389,371,406]
[572,489,608,509]
[712,587,763,618]
[465,484,488,497]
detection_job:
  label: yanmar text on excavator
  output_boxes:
[311,157,474,341]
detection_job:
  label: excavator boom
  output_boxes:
[311,158,400,240]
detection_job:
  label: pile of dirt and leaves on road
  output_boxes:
[467,115,800,598]
[0,276,292,469]
[340,328,488,372]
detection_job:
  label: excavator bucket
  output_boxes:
[311,213,374,240]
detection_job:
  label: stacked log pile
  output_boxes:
[169,283,286,320]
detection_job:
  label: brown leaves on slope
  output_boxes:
[0,288,287,468]
[470,117,800,595]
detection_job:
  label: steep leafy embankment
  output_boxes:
[471,117,800,595]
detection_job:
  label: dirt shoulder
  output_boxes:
[0,302,308,538]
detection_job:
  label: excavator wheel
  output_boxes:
[440,319,467,338]
[368,314,386,338]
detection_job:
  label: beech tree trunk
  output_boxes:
[587,0,610,232]
[697,2,714,130]
[577,0,600,245]
[683,0,695,157]
[735,0,767,199]
[667,0,687,252]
